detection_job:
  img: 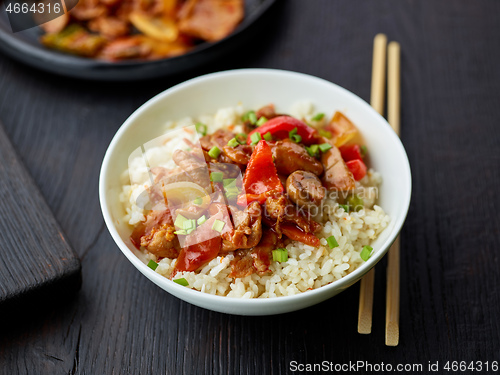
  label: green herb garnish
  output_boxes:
[347,195,364,212]
[195,122,207,136]
[318,129,332,138]
[290,134,302,143]
[312,113,325,121]
[360,246,373,261]
[212,219,225,233]
[319,143,332,152]
[174,214,188,229]
[263,131,272,141]
[326,235,339,249]
[306,144,319,157]
[250,132,262,145]
[272,248,288,262]
[339,204,350,213]
[210,171,224,182]
[208,146,221,159]
[256,116,268,126]
[227,138,239,148]
[147,260,158,271]
[360,145,368,157]
[173,278,189,286]
[197,215,207,225]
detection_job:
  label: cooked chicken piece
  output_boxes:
[319,137,356,191]
[229,230,279,278]
[172,149,211,190]
[70,0,107,21]
[200,128,235,151]
[286,170,325,207]
[178,0,244,42]
[221,201,262,252]
[265,192,321,234]
[256,104,277,120]
[99,36,152,60]
[130,209,180,258]
[88,16,130,38]
[272,139,324,176]
[222,144,252,165]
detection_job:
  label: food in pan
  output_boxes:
[120,102,389,298]
[38,0,244,60]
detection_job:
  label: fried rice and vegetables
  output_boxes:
[120,102,390,298]
[38,0,244,60]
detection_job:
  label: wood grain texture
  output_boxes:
[0,0,499,374]
[0,121,81,312]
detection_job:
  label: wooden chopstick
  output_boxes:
[358,33,387,334]
[385,41,401,346]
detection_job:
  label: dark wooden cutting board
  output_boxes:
[0,121,81,315]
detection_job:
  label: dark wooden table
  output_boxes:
[1,1,500,374]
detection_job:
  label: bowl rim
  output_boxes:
[99,68,412,309]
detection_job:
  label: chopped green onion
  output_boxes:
[312,113,325,121]
[290,134,302,143]
[318,129,332,138]
[194,197,203,205]
[195,122,207,136]
[306,144,320,157]
[208,146,221,159]
[319,143,332,152]
[347,195,364,212]
[248,112,257,125]
[263,131,272,141]
[360,145,368,157]
[174,214,188,229]
[360,245,373,261]
[173,278,189,286]
[250,132,262,145]
[272,248,288,262]
[186,228,195,235]
[235,133,247,144]
[339,204,350,213]
[212,219,225,233]
[147,260,158,271]
[242,110,254,122]
[174,229,187,235]
[288,127,298,137]
[210,171,224,182]
[326,235,339,249]
[227,138,239,148]
[256,116,268,126]
[197,215,207,225]
[223,178,236,187]
[183,219,196,231]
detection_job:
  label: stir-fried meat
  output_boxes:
[99,36,152,60]
[172,149,211,190]
[319,138,356,191]
[221,202,262,252]
[264,192,320,234]
[256,104,277,120]
[272,139,324,176]
[70,0,107,21]
[200,129,235,151]
[222,144,252,165]
[229,230,279,278]
[178,0,244,42]
[130,209,180,258]
[88,16,130,38]
[286,170,325,207]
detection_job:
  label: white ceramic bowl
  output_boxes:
[99,69,411,316]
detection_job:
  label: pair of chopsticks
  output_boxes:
[357,34,401,346]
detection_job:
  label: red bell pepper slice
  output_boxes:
[241,140,283,204]
[247,116,318,145]
[171,236,221,276]
[345,159,367,181]
[280,224,320,247]
[339,144,363,162]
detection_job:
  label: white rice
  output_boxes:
[119,103,390,298]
